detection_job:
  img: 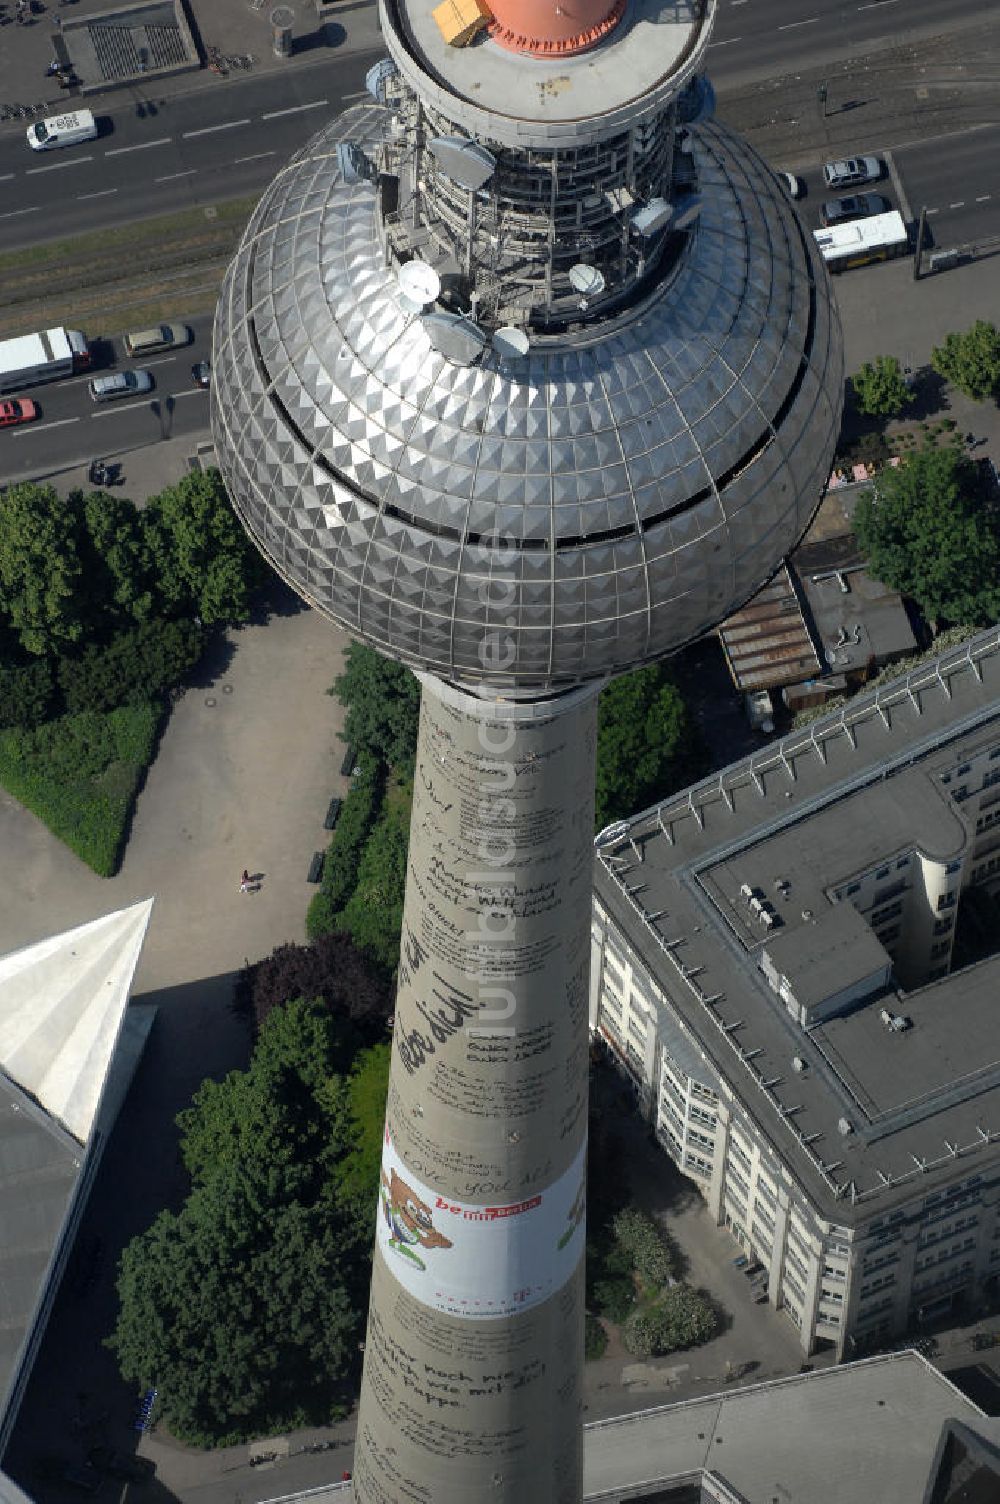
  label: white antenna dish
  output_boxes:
[421,312,488,366]
[594,820,630,848]
[493,325,530,359]
[428,137,497,191]
[568,263,606,297]
[397,260,441,313]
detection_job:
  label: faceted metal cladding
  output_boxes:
[212,108,842,693]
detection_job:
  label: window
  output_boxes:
[896,856,910,870]
[872,900,903,925]
[846,881,861,895]
[945,859,963,874]
[958,764,971,777]
[930,940,951,959]
[876,865,890,880]
[938,891,956,910]
[990,747,1000,761]
[934,916,954,935]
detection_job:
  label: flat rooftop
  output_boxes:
[594,630,1000,1219]
[384,0,707,127]
[582,1353,1000,1503]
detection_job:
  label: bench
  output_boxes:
[324,796,343,830]
[307,851,325,884]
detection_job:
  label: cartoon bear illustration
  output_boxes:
[381,1166,453,1271]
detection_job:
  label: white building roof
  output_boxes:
[0,900,153,1144]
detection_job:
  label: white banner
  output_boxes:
[376,1130,587,1319]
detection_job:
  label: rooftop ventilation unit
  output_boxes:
[740,883,753,900]
[837,1117,854,1136]
[760,909,776,929]
[568,263,606,298]
[792,1056,806,1073]
[801,909,814,921]
[427,137,497,191]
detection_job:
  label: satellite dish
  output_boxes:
[493,325,530,359]
[397,260,441,312]
[568,264,606,297]
[365,58,399,103]
[336,142,373,186]
[427,137,497,191]
[422,312,488,366]
[631,199,674,237]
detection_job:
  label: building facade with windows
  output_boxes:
[591,631,1000,1358]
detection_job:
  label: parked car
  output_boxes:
[777,171,803,200]
[89,370,154,402]
[122,324,191,357]
[0,396,38,427]
[822,155,883,188]
[191,359,211,388]
[820,192,892,227]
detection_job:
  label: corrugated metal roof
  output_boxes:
[718,563,821,692]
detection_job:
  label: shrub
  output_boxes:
[57,618,209,715]
[612,1208,677,1290]
[335,798,410,973]
[622,1287,718,1357]
[0,659,56,731]
[235,932,392,1045]
[592,1277,636,1324]
[0,704,160,875]
[306,757,383,939]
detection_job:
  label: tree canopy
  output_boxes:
[850,355,914,419]
[333,642,420,775]
[931,320,1000,402]
[234,931,393,1046]
[108,1000,389,1445]
[142,469,265,624]
[853,444,1000,624]
[595,665,697,829]
[0,483,87,656]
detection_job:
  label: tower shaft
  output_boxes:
[353,676,599,1502]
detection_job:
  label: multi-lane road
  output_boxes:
[0,316,214,487]
[0,0,996,484]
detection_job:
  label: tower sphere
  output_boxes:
[212,0,843,694]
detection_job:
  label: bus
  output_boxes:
[812,210,909,273]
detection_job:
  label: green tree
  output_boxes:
[850,355,914,419]
[142,469,263,624]
[931,320,1000,401]
[77,489,156,627]
[336,799,410,972]
[57,618,207,715]
[0,659,56,731]
[622,1286,717,1357]
[612,1208,677,1290]
[0,483,87,655]
[853,445,1000,623]
[595,665,696,829]
[333,642,421,775]
[109,999,377,1445]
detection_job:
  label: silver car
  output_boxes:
[89,369,154,402]
[822,155,883,189]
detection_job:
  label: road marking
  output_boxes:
[261,100,328,120]
[949,201,966,208]
[233,151,276,165]
[0,206,40,219]
[708,34,741,46]
[91,401,157,417]
[10,416,81,437]
[926,207,939,215]
[857,0,901,8]
[171,387,209,399]
[975,194,992,202]
[778,16,817,28]
[182,119,251,139]
[730,0,749,6]
[26,155,93,174]
[155,170,197,182]
[342,90,367,100]
[77,188,119,201]
[0,173,13,182]
[105,137,171,157]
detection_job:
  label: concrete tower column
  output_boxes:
[353,675,601,1504]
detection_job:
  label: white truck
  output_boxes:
[0,327,90,392]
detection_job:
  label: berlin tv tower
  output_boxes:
[211,0,843,1495]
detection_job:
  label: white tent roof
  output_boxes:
[0,901,153,1144]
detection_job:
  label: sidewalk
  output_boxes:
[0,0,380,119]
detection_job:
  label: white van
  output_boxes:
[26,109,97,152]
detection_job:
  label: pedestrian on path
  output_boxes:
[240,868,251,893]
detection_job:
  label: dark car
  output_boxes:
[820,192,892,227]
[192,360,211,389]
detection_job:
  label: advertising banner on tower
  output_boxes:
[376,1129,587,1319]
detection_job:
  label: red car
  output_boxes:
[0,397,38,427]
